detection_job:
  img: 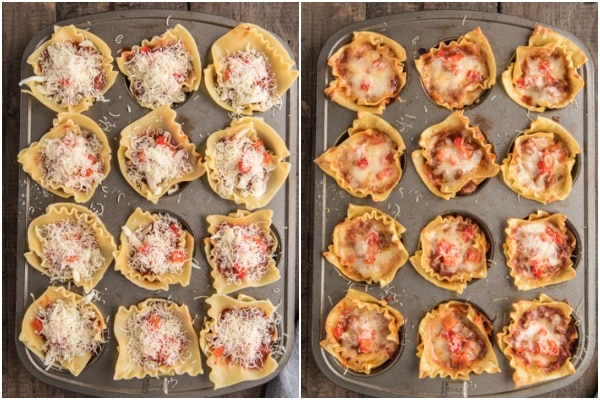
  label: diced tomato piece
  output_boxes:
[147,313,161,330]
[530,259,546,278]
[466,248,481,263]
[437,240,458,267]
[64,254,78,263]
[544,225,565,246]
[263,151,271,165]
[332,322,345,340]
[168,223,180,237]
[376,167,394,180]
[233,263,247,280]
[453,136,464,148]
[382,152,395,165]
[32,317,43,333]
[138,242,151,255]
[213,346,225,357]
[169,249,186,263]
[238,159,251,173]
[356,157,369,169]
[155,135,170,146]
[78,167,93,177]
[87,154,98,165]
[60,76,71,86]
[140,46,151,53]
[460,224,476,242]
[223,67,232,81]
[466,70,482,83]
[516,77,528,89]
[357,329,374,353]
[359,80,370,92]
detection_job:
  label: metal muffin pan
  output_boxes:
[311,10,595,397]
[15,9,298,397]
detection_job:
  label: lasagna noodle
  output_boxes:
[113,298,203,379]
[315,111,406,202]
[21,25,118,113]
[497,294,577,388]
[324,31,407,114]
[25,202,116,293]
[116,24,202,109]
[501,116,581,204]
[410,214,488,294]
[417,300,500,380]
[501,25,587,112]
[323,204,408,287]
[204,117,290,210]
[204,209,280,294]
[319,288,404,374]
[204,23,298,115]
[117,105,205,204]
[411,110,500,200]
[18,112,112,203]
[415,27,496,110]
[503,210,576,290]
[19,286,106,376]
[113,208,194,291]
[199,293,278,389]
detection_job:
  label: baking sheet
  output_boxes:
[15,9,298,397]
[311,10,596,397]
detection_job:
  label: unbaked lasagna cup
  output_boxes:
[19,286,107,376]
[18,112,112,203]
[117,105,205,204]
[204,117,290,210]
[320,288,404,375]
[24,202,116,293]
[114,207,195,291]
[116,24,202,110]
[20,25,118,113]
[204,23,298,116]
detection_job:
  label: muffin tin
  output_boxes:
[311,10,595,397]
[15,9,297,397]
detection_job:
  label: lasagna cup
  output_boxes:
[18,112,111,203]
[501,116,581,204]
[315,111,406,202]
[204,23,298,116]
[323,204,408,287]
[497,294,578,388]
[320,288,404,375]
[114,208,194,291]
[116,24,202,110]
[412,110,500,200]
[204,209,280,294]
[25,202,116,293]
[19,286,107,376]
[410,214,489,294]
[415,27,496,110]
[117,105,205,204]
[502,25,587,112]
[20,25,118,113]
[503,210,577,290]
[417,300,500,380]
[199,293,279,389]
[113,298,203,379]
[324,31,407,114]
[204,117,290,210]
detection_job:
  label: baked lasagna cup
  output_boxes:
[24,203,116,293]
[204,209,280,294]
[320,288,404,375]
[503,210,576,291]
[497,294,578,388]
[19,286,107,376]
[315,111,406,202]
[116,24,202,109]
[502,25,587,112]
[199,293,279,389]
[204,117,290,210]
[417,300,500,380]
[114,208,194,291]
[323,204,408,287]
[18,112,111,203]
[412,110,500,200]
[204,23,298,116]
[113,298,203,380]
[415,27,496,110]
[410,214,489,294]
[324,31,407,114]
[117,105,205,204]
[20,25,118,113]
[501,116,581,204]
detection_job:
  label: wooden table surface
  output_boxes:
[2,2,298,398]
[300,2,597,398]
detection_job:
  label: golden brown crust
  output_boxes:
[315,111,406,202]
[323,204,408,287]
[503,210,576,290]
[325,31,407,114]
[411,110,500,200]
[320,288,404,374]
[415,27,496,110]
[501,116,581,204]
[417,300,500,380]
[497,294,577,388]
